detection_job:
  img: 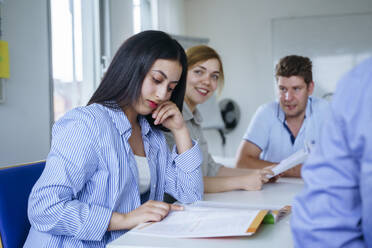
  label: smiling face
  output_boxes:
[277,75,314,120]
[133,59,182,115]
[185,58,221,111]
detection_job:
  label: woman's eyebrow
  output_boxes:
[195,65,206,70]
[196,65,220,74]
[152,70,179,84]
[152,70,167,79]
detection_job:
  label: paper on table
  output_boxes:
[130,201,268,238]
[267,141,314,178]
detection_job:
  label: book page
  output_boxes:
[130,204,266,238]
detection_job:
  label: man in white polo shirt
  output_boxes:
[235,55,330,177]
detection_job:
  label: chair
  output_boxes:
[0,161,45,248]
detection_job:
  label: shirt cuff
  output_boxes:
[171,140,202,173]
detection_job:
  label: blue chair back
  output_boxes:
[0,161,45,248]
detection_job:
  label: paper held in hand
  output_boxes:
[268,141,314,178]
[129,201,291,238]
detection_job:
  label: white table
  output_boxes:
[106,178,304,248]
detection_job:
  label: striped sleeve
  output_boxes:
[27,109,112,241]
[165,138,204,203]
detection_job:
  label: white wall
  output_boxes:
[184,0,372,158]
[0,0,51,166]
[157,0,185,35]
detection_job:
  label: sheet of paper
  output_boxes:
[130,204,263,238]
[267,141,314,178]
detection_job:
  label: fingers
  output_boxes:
[242,174,264,191]
[151,101,168,119]
[258,169,274,183]
[140,201,183,223]
[145,201,184,212]
[157,107,176,125]
[152,102,177,125]
[261,168,274,176]
[170,204,184,211]
[261,175,269,183]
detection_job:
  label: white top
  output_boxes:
[134,155,151,194]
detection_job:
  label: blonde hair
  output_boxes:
[186,45,224,94]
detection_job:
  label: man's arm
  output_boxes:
[235,140,275,169]
[236,140,302,177]
[280,164,302,177]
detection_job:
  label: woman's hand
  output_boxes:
[241,168,273,191]
[152,101,192,154]
[152,101,185,131]
[108,200,183,231]
[264,165,280,182]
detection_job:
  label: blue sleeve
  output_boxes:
[291,59,372,247]
[243,104,272,151]
[164,139,203,203]
[27,109,112,241]
[313,97,332,127]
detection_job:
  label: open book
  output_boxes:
[129,201,291,238]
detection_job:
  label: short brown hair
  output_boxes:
[186,45,224,94]
[275,55,313,85]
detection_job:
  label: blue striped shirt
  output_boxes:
[24,103,203,247]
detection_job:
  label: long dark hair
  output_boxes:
[88,30,187,129]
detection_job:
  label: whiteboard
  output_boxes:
[272,13,372,98]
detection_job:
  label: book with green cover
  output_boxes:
[263,205,292,224]
[130,201,291,238]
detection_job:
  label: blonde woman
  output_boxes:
[164,45,273,194]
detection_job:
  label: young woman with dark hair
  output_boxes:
[24,30,203,247]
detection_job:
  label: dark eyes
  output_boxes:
[152,77,162,84]
[279,87,301,92]
[194,69,203,75]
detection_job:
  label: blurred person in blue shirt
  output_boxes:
[236,55,330,177]
[291,57,372,247]
[24,30,203,248]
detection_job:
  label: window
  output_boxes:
[133,0,156,34]
[50,0,101,121]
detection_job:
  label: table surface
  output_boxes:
[106,178,304,248]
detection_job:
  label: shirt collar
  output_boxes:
[277,96,313,122]
[105,104,151,137]
[183,103,203,125]
[138,115,151,136]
